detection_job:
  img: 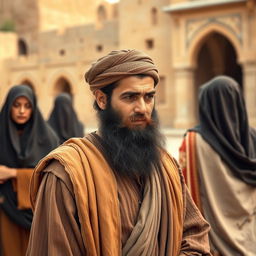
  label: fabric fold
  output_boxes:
[16,168,33,209]
[30,136,184,256]
[122,169,161,256]
[31,136,121,256]
[85,49,159,92]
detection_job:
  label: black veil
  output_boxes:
[0,85,59,228]
[191,76,256,186]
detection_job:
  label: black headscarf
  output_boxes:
[191,75,256,186]
[48,93,84,143]
[0,85,59,229]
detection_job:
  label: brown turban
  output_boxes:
[85,49,159,93]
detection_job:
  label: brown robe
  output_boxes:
[0,168,33,256]
[27,136,212,256]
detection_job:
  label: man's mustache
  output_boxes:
[130,113,153,125]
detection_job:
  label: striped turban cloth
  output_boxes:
[85,49,159,93]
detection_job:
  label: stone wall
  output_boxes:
[0,0,256,129]
[119,0,175,127]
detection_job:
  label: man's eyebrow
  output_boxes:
[121,92,138,97]
[121,90,156,97]
[146,90,156,95]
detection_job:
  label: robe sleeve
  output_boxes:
[26,160,86,256]
[14,168,34,209]
[179,181,212,256]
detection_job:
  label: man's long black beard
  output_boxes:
[97,104,165,178]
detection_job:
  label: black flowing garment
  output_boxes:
[48,93,84,143]
[0,85,59,229]
[191,76,256,186]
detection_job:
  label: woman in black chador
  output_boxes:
[179,76,256,256]
[48,93,84,143]
[0,85,59,256]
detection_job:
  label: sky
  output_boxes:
[105,0,119,3]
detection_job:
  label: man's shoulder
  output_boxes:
[37,133,106,175]
[161,148,178,164]
[48,136,93,159]
[160,148,182,176]
[43,159,65,176]
[35,137,88,174]
[42,159,74,193]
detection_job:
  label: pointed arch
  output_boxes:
[188,24,242,68]
[193,32,242,89]
[53,76,73,96]
[191,30,243,121]
[13,73,38,93]
[20,79,35,92]
[47,70,77,96]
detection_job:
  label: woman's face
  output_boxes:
[11,96,33,124]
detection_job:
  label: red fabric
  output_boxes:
[179,132,202,212]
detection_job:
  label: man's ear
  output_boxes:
[95,89,107,110]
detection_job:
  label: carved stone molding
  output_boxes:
[186,13,242,47]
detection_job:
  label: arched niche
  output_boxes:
[20,79,35,92]
[53,77,73,97]
[193,32,242,120]
[18,39,28,56]
[97,5,107,23]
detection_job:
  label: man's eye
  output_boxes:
[124,95,137,100]
[145,94,154,100]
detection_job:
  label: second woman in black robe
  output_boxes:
[48,93,84,143]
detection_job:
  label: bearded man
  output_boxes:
[26,49,212,256]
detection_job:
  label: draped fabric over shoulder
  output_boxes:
[48,93,84,143]
[29,136,185,256]
[0,85,59,229]
[191,76,256,185]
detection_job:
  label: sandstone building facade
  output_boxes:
[0,0,255,129]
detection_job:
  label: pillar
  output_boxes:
[242,61,256,127]
[173,67,196,128]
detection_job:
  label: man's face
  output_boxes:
[110,76,156,129]
[11,96,33,124]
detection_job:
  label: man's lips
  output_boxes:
[132,118,147,122]
[130,117,150,126]
[129,114,152,125]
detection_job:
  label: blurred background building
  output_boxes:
[0,0,256,133]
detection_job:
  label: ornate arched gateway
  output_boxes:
[194,32,242,89]
[193,31,243,120]
[165,1,256,128]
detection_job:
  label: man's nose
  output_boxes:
[134,98,146,113]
